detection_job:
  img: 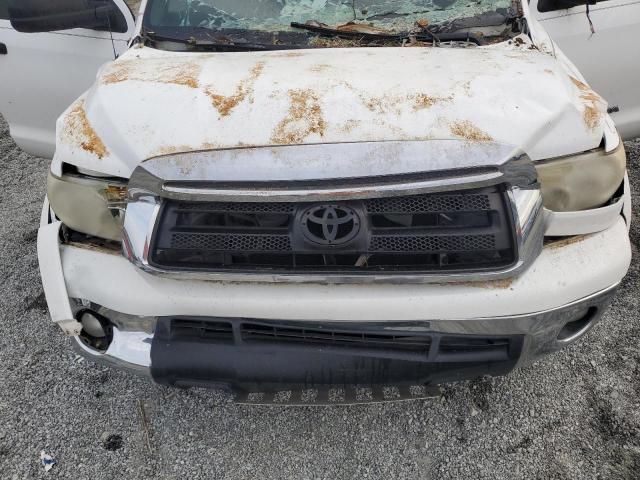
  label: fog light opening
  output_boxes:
[557,307,598,343]
[78,310,114,353]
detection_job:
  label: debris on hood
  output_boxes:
[39,450,57,472]
[336,21,395,35]
[568,76,607,131]
[62,100,109,160]
[309,36,371,48]
[449,120,493,142]
[64,46,606,178]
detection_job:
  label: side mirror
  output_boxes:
[8,0,116,33]
[538,0,595,13]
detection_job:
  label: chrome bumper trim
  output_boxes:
[73,330,152,377]
[72,283,618,374]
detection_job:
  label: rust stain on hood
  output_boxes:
[77,47,609,177]
[153,144,194,157]
[449,120,493,142]
[271,89,326,144]
[62,100,109,159]
[361,92,451,115]
[569,76,605,131]
[309,64,332,73]
[413,94,452,111]
[152,141,219,158]
[102,60,201,88]
[205,62,265,117]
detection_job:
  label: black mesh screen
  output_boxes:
[149,185,517,274]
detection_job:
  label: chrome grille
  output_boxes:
[148,186,517,274]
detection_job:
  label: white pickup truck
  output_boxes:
[0,0,636,401]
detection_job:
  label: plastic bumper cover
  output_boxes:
[36,215,630,389]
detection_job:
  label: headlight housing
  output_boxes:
[535,144,626,212]
[47,172,127,241]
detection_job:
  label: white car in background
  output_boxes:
[0,0,636,403]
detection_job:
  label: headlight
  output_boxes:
[47,172,127,241]
[535,144,626,212]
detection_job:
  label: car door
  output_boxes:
[531,0,640,140]
[0,0,135,159]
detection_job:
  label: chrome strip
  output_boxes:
[123,140,543,284]
[128,141,537,202]
[73,332,151,377]
[133,141,530,180]
[159,173,505,202]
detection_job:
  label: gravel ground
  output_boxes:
[0,112,638,479]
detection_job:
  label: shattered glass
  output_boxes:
[147,0,512,33]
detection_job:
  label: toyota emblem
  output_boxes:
[300,204,361,246]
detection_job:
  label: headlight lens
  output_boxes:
[47,172,127,241]
[535,144,626,212]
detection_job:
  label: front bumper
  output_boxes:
[38,196,631,392]
[75,285,618,392]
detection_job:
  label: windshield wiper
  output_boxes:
[139,29,303,52]
[290,21,486,45]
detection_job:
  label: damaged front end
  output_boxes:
[38,133,632,397]
[35,0,633,397]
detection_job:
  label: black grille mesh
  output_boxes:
[175,195,492,215]
[370,234,496,252]
[171,233,291,252]
[174,201,294,214]
[365,194,491,213]
[150,186,516,274]
[166,317,522,363]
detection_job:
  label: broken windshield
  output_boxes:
[145,0,514,41]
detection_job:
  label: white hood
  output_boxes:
[55,42,610,178]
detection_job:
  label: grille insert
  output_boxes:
[170,319,233,342]
[163,318,521,364]
[149,186,516,274]
[369,234,496,252]
[366,194,491,213]
[171,233,291,252]
[438,336,513,362]
[241,323,432,352]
